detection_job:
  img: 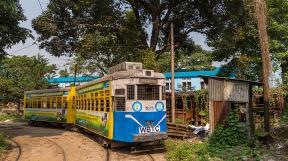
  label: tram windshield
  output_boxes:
[137,84,159,100]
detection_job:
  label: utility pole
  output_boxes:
[255,0,271,132]
[170,23,175,123]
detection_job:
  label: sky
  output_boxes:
[5,0,221,70]
[5,0,70,70]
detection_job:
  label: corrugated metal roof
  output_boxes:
[164,67,220,79]
[47,76,99,83]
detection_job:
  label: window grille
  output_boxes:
[137,85,159,100]
[115,89,125,95]
[166,83,170,91]
[115,97,125,111]
[127,85,135,100]
[162,86,165,100]
[106,99,110,111]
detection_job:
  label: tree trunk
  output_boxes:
[255,0,271,132]
[281,62,288,84]
[150,14,160,50]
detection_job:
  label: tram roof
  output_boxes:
[47,76,99,83]
[24,87,69,94]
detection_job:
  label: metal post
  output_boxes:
[255,0,270,132]
[73,64,77,86]
[171,23,176,123]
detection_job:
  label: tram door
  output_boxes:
[67,87,76,124]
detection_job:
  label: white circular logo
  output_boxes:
[155,102,164,111]
[132,101,142,112]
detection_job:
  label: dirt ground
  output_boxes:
[0,121,166,161]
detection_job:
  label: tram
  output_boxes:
[24,62,167,147]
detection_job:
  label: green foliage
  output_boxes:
[253,87,286,107]
[165,138,260,161]
[0,55,56,102]
[209,0,288,82]
[280,105,288,126]
[217,55,262,81]
[268,0,288,83]
[209,109,248,148]
[0,114,23,122]
[0,132,10,156]
[165,139,210,161]
[194,89,209,125]
[32,0,240,73]
[141,50,162,72]
[0,0,31,59]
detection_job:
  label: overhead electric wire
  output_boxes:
[8,42,37,54]
[37,0,44,12]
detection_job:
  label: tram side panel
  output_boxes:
[24,91,69,123]
[75,81,114,139]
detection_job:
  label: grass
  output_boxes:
[0,113,23,122]
[0,133,11,159]
[165,138,261,161]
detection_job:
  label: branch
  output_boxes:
[155,42,180,60]
[132,5,149,48]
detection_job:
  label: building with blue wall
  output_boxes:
[47,68,220,91]
[164,67,220,92]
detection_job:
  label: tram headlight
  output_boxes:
[155,101,164,112]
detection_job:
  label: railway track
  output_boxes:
[7,137,67,161]
[147,153,155,161]
[105,148,110,161]
[46,138,67,161]
[9,139,21,161]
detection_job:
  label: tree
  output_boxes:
[207,0,288,82]
[59,68,69,77]
[32,0,240,73]
[0,0,31,59]
[267,0,288,84]
[0,55,56,102]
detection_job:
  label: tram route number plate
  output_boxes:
[139,125,160,134]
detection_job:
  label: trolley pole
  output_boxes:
[170,23,176,123]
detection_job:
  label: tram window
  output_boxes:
[47,98,50,108]
[100,99,105,111]
[87,100,90,110]
[91,100,94,111]
[162,86,165,100]
[127,85,135,100]
[115,89,125,95]
[53,102,57,109]
[115,97,125,111]
[137,85,159,100]
[95,100,99,111]
[106,99,110,111]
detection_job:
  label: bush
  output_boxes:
[0,132,10,157]
[165,139,211,161]
[280,105,288,126]
[165,109,262,161]
[0,113,23,122]
[209,109,248,148]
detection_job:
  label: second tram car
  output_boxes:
[24,62,167,146]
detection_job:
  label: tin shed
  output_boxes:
[201,76,263,136]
